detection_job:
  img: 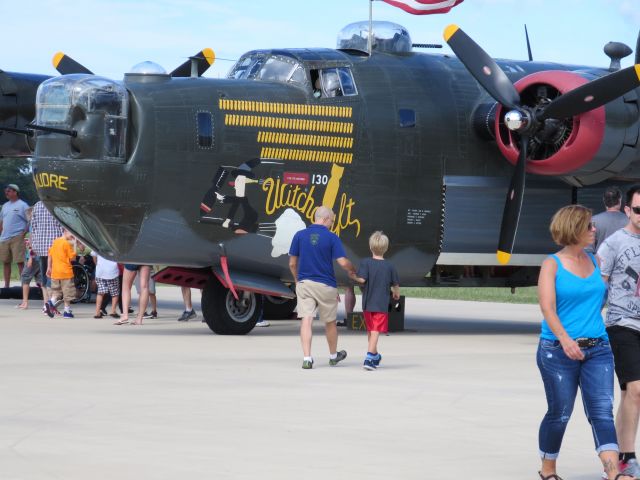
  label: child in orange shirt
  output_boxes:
[45,229,77,318]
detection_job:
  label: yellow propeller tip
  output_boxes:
[496,250,511,265]
[202,48,215,65]
[52,52,64,68]
[634,64,640,82]
[443,24,459,42]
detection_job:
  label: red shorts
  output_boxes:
[364,311,388,333]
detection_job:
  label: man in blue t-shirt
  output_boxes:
[289,206,356,370]
[0,184,29,288]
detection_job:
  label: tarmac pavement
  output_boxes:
[0,286,615,479]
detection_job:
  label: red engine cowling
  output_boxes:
[494,70,640,185]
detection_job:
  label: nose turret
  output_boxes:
[35,74,129,162]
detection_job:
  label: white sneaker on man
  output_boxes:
[255,320,270,327]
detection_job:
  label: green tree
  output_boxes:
[0,158,37,205]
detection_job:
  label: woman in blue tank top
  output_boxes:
[537,205,630,480]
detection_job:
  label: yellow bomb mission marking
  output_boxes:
[219,99,352,118]
[34,172,68,191]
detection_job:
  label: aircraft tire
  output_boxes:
[262,295,297,320]
[202,277,262,335]
[0,286,43,300]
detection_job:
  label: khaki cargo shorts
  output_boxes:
[295,279,338,324]
[0,235,25,264]
[50,278,76,303]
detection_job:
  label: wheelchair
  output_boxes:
[71,259,95,304]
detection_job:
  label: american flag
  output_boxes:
[381,0,464,15]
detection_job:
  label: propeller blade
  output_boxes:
[636,30,640,64]
[540,65,640,120]
[52,52,93,75]
[497,136,528,265]
[170,48,215,78]
[443,24,521,110]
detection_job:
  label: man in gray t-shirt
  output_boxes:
[598,185,640,476]
[587,186,628,254]
[598,228,640,329]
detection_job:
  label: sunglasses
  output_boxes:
[632,206,640,214]
[588,222,595,230]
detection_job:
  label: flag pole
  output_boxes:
[368,0,373,55]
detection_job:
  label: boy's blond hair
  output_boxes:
[369,231,389,256]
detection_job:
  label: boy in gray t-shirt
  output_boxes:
[354,231,400,371]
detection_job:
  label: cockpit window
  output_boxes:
[312,67,358,98]
[290,65,306,84]
[228,55,266,80]
[228,54,306,87]
[337,68,357,95]
[258,57,298,83]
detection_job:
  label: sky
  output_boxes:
[1,0,640,79]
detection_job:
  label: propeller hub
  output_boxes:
[504,110,529,131]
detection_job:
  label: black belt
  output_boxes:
[575,337,601,348]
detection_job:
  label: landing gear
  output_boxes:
[263,295,297,320]
[201,277,262,334]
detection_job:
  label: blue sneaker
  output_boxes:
[63,311,74,318]
[372,353,382,367]
[44,301,54,318]
[363,358,376,370]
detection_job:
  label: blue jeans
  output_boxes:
[537,338,617,459]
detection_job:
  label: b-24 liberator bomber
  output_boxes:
[1,21,640,334]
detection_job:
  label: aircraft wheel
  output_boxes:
[202,277,262,335]
[263,295,297,320]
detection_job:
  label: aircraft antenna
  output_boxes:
[368,0,374,55]
[524,25,533,61]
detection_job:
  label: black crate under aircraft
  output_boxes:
[1,21,640,334]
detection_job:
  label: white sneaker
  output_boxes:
[620,458,640,478]
[255,320,270,327]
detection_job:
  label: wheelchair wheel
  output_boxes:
[71,264,91,304]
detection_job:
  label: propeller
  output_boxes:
[444,25,520,110]
[170,48,216,77]
[444,24,640,264]
[52,48,215,78]
[52,52,93,75]
[539,65,640,120]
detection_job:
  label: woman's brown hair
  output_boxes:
[549,204,592,246]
